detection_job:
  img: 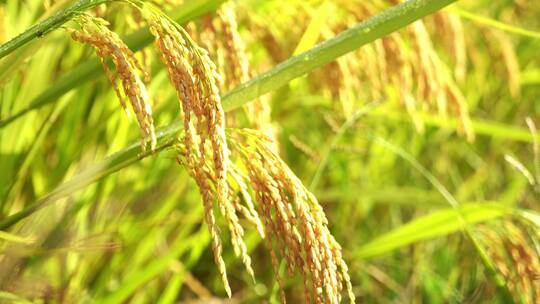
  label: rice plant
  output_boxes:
[0,0,539,303]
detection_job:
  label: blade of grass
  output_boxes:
[292,1,330,56]
[0,0,77,84]
[449,7,540,39]
[1,94,71,210]
[355,198,540,292]
[0,230,35,244]
[519,210,540,229]
[0,0,109,59]
[354,202,511,259]
[100,224,210,303]
[310,101,379,190]
[369,108,540,143]
[0,291,33,304]
[156,271,186,304]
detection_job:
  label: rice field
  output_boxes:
[0,0,539,303]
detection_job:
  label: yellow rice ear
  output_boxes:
[227,129,355,304]
[148,14,237,296]
[70,15,157,151]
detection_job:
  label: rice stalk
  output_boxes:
[489,30,521,98]
[434,12,467,82]
[289,134,320,162]
[171,126,356,302]
[0,7,5,44]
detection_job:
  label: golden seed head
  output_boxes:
[228,129,355,303]
[81,4,357,301]
[309,3,472,140]
[479,220,540,302]
[147,11,244,296]
[70,15,156,151]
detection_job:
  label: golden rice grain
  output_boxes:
[147,11,256,296]
[306,1,473,140]
[112,4,357,301]
[70,15,156,151]
[198,3,274,140]
[479,220,540,303]
[230,129,355,304]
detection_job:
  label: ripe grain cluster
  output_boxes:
[67,3,356,302]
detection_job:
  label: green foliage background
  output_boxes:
[0,0,540,303]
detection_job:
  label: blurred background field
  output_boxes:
[1,0,540,303]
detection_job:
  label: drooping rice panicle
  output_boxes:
[198,3,275,139]
[229,129,355,304]
[479,220,540,303]
[70,14,156,150]
[300,1,474,140]
[145,9,254,296]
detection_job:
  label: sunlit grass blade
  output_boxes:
[292,1,331,55]
[370,135,514,298]
[157,271,187,304]
[0,0,76,84]
[449,7,540,39]
[0,0,108,59]
[519,210,540,228]
[0,230,35,244]
[0,291,33,304]
[0,97,70,210]
[369,108,540,143]
[354,202,512,259]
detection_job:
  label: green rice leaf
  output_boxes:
[354,202,512,259]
